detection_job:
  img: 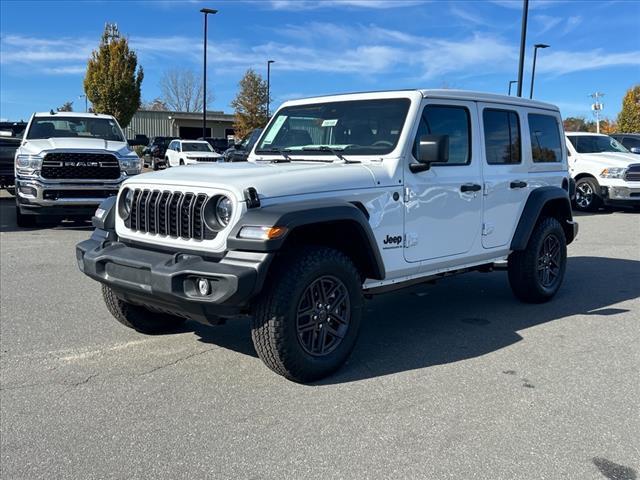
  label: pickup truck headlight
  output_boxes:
[600,167,626,179]
[119,155,141,175]
[15,154,43,175]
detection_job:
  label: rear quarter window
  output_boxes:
[528,114,562,163]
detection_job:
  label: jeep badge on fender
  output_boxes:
[76,89,578,383]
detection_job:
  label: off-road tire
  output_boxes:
[508,217,567,303]
[152,158,159,171]
[15,206,36,228]
[574,177,602,212]
[179,159,185,166]
[251,247,363,383]
[102,285,186,334]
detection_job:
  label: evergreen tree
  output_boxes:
[230,69,268,139]
[617,85,640,133]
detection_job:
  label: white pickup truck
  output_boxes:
[77,90,578,382]
[14,112,141,226]
[565,132,640,211]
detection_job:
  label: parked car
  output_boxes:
[0,122,27,191]
[223,128,262,162]
[144,136,178,170]
[77,89,578,382]
[609,133,640,154]
[165,139,223,166]
[565,132,640,211]
[14,111,141,227]
[199,137,231,154]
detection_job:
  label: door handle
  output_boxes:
[460,183,482,192]
[510,180,527,189]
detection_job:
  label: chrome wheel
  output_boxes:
[576,181,593,209]
[537,233,562,288]
[296,275,350,356]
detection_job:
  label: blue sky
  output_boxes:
[1,0,639,122]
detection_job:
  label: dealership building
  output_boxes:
[124,110,236,140]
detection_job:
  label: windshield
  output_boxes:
[568,135,629,154]
[256,98,411,156]
[26,116,124,142]
[182,142,213,152]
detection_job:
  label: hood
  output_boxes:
[20,137,129,155]
[577,151,640,167]
[185,151,222,157]
[124,161,379,200]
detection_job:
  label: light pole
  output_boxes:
[529,43,549,99]
[266,60,275,118]
[79,94,88,112]
[508,80,518,96]
[516,0,529,97]
[200,7,218,139]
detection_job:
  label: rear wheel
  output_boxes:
[574,177,602,212]
[179,159,185,166]
[15,206,36,228]
[102,285,186,334]
[251,247,363,382]
[508,217,567,303]
[152,158,159,171]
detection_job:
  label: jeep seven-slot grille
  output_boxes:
[624,164,640,182]
[41,152,121,180]
[125,189,214,241]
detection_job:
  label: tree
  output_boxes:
[84,23,143,128]
[231,69,268,139]
[159,69,211,112]
[617,85,640,133]
[142,98,169,111]
[56,101,73,112]
[563,116,595,133]
[599,118,618,135]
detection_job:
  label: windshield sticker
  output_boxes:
[321,119,338,127]
[262,115,287,145]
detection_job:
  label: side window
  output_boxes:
[623,137,640,149]
[529,114,562,163]
[168,141,175,151]
[482,109,521,164]
[413,105,471,165]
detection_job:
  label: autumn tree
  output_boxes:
[617,85,640,133]
[159,69,212,112]
[142,98,169,111]
[231,69,268,139]
[56,101,73,112]
[563,116,595,133]
[84,23,143,128]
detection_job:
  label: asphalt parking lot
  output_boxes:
[1,193,638,480]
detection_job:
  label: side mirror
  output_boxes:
[410,135,449,173]
[630,147,640,154]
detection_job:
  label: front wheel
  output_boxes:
[508,217,567,303]
[251,247,363,382]
[102,285,186,334]
[15,206,37,228]
[574,177,602,212]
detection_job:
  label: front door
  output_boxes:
[479,104,529,249]
[404,100,483,262]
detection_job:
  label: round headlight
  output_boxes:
[119,188,135,219]
[215,196,233,227]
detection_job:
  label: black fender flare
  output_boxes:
[511,186,576,250]
[227,200,385,279]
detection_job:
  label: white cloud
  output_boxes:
[532,14,563,35]
[42,66,87,75]
[266,0,425,10]
[536,49,640,75]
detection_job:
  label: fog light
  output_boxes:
[18,185,37,197]
[197,278,210,296]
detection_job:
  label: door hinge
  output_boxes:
[403,187,416,202]
[483,182,494,196]
[482,223,494,236]
[404,232,418,248]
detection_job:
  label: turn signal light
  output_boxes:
[238,226,287,240]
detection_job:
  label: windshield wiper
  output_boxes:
[301,146,360,164]
[256,147,292,162]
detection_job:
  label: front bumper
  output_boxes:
[601,185,640,205]
[76,231,272,321]
[16,177,123,210]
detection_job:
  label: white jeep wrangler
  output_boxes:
[77,90,578,382]
[565,132,640,211]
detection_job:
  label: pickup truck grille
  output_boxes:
[624,165,640,182]
[41,152,120,180]
[125,189,215,241]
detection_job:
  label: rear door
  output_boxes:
[479,103,529,249]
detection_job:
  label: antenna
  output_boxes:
[589,91,605,134]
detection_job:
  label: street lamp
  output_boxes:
[529,43,550,99]
[200,7,218,139]
[266,60,275,118]
[508,80,518,96]
[79,94,88,112]
[516,0,529,97]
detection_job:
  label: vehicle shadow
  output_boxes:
[0,197,93,233]
[190,256,640,384]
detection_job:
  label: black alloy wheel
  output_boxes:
[295,275,351,356]
[537,233,562,289]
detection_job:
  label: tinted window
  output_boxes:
[26,116,124,142]
[622,137,640,149]
[483,109,521,164]
[529,114,562,162]
[413,105,471,165]
[567,134,628,154]
[182,142,213,152]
